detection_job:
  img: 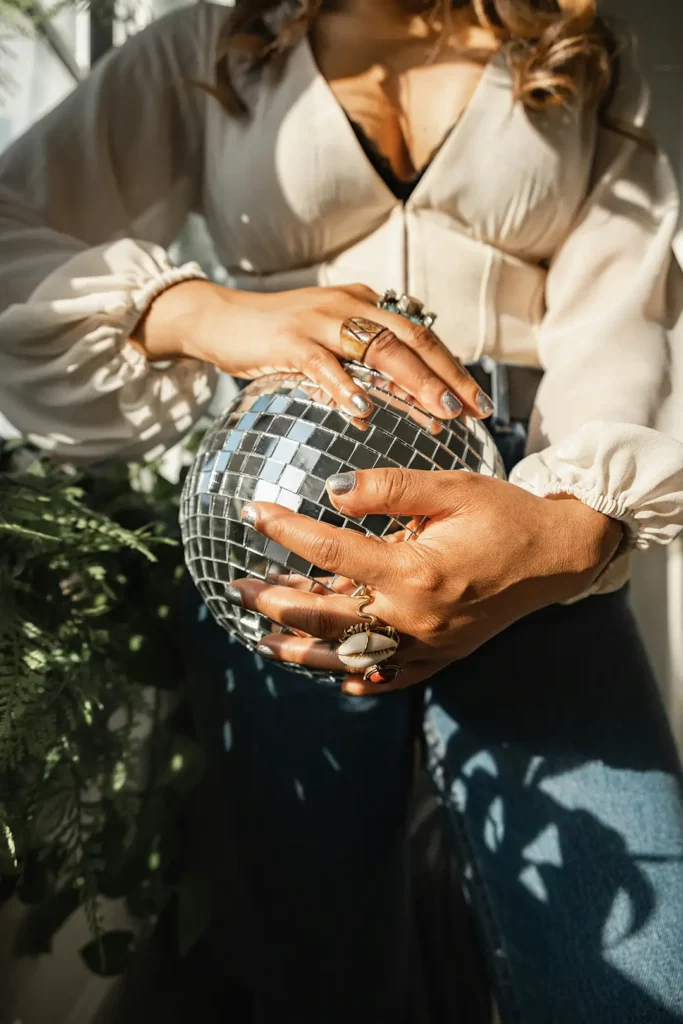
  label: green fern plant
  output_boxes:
[0,442,206,976]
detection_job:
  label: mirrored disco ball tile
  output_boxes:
[277,489,302,511]
[180,363,505,683]
[303,404,328,424]
[244,529,267,555]
[287,420,314,444]
[290,447,320,473]
[347,446,378,471]
[312,453,344,480]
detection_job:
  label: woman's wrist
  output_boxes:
[548,493,625,583]
[131,279,246,363]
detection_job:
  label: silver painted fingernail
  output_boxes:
[476,391,495,415]
[242,504,258,526]
[351,393,372,415]
[256,643,275,659]
[225,586,242,606]
[440,390,463,415]
[327,472,356,495]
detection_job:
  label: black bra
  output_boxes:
[348,119,426,202]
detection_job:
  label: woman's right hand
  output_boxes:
[133,279,492,421]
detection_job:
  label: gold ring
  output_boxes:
[339,317,387,363]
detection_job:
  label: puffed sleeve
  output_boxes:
[510,38,683,593]
[0,3,225,462]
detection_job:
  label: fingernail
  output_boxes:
[351,393,372,415]
[440,390,463,416]
[242,504,258,527]
[476,391,495,415]
[256,643,275,659]
[225,586,242,606]
[327,472,356,495]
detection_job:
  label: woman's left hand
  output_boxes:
[232,468,624,695]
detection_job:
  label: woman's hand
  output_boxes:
[133,280,492,421]
[229,468,624,695]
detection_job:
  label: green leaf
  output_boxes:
[156,735,205,796]
[0,822,18,875]
[0,437,199,962]
[80,930,136,977]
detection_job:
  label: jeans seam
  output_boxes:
[422,717,524,1024]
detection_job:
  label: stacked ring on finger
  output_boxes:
[335,583,402,685]
[339,317,390,364]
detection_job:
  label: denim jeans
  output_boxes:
[181,422,683,1023]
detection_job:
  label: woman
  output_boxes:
[1,0,683,1020]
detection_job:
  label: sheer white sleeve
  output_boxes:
[0,4,224,461]
[511,39,683,595]
[512,421,683,547]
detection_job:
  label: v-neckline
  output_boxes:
[301,34,506,207]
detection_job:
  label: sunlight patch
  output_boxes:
[522,824,563,868]
[322,747,341,771]
[519,865,549,903]
[602,887,634,948]
[484,796,505,852]
[223,721,233,752]
[462,750,499,779]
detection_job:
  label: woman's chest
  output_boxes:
[321,57,489,181]
[201,41,597,277]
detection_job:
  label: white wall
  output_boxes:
[599,0,683,749]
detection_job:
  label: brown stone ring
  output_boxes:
[339,317,388,363]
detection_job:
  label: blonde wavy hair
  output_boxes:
[210,0,616,115]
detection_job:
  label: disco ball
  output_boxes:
[180,361,505,680]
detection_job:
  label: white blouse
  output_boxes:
[1,2,683,596]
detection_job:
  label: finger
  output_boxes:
[267,573,345,595]
[296,339,374,419]
[256,632,422,675]
[257,633,344,671]
[309,293,490,421]
[315,310,470,422]
[229,578,365,638]
[361,326,472,421]
[341,666,422,696]
[377,378,444,436]
[369,313,494,419]
[325,466,479,518]
[321,309,467,421]
[340,655,444,695]
[343,283,380,304]
[241,503,410,589]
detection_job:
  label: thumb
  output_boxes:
[325,468,472,518]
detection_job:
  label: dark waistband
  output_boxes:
[465,358,544,428]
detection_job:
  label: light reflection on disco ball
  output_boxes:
[180,362,506,681]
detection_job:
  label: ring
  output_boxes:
[377,289,437,329]
[335,582,400,682]
[364,664,403,686]
[339,317,387,363]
